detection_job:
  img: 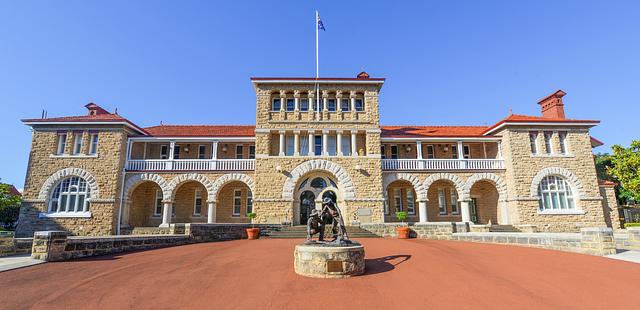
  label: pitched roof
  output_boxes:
[7,185,21,196]
[483,114,600,135]
[143,125,255,137]
[381,126,489,138]
[22,112,149,135]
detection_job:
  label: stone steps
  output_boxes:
[268,226,380,239]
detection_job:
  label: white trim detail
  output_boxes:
[463,173,508,201]
[210,173,255,202]
[123,173,172,202]
[423,173,465,198]
[529,167,585,200]
[38,167,100,200]
[282,159,356,200]
[382,173,427,201]
[168,173,215,201]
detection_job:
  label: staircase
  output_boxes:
[489,225,519,232]
[268,226,380,239]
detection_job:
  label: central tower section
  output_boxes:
[251,74,385,225]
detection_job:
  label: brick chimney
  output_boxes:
[85,103,110,116]
[537,90,566,119]
[356,71,370,79]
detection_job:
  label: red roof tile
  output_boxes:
[7,185,21,197]
[144,125,255,137]
[381,126,489,138]
[22,113,149,135]
[483,114,600,135]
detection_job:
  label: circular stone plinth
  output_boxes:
[294,243,365,278]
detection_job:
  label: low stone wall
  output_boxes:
[188,224,282,242]
[129,227,171,235]
[614,227,640,251]
[360,222,469,239]
[0,232,33,257]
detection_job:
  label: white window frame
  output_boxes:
[249,145,256,159]
[394,188,403,212]
[452,144,458,159]
[73,133,83,155]
[544,131,553,154]
[285,98,295,111]
[355,98,364,111]
[406,190,415,215]
[463,145,471,159]
[173,145,181,159]
[559,131,568,154]
[285,136,295,156]
[530,132,539,154]
[272,98,281,111]
[451,191,459,214]
[56,133,67,155]
[327,99,337,112]
[246,190,253,214]
[48,176,91,216]
[193,189,202,216]
[89,133,99,155]
[236,145,244,159]
[233,189,242,216]
[538,175,579,214]
[198,145,206,159]
[390,145,399,159]
[426,145,435,159]
[341,98,350,111]
[300,98,309,111]
[160,145,169,159]
[438,188,447,215]
[154,190,163,216]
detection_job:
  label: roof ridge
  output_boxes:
[144,124,255,128]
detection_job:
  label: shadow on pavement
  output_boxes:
[364,254,411,275]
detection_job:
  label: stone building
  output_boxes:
[15,73,619,237]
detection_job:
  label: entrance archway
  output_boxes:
[299,191,315,225]
[294,175,340,225]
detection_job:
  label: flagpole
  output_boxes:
[315,10,320,119]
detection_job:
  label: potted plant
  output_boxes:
[395,211,410,239]
[246,212,260,240]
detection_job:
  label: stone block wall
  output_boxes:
[614,227,640,251]
[0,233,34,257]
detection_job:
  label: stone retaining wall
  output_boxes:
[614,227,640,251]
[0,233,33,257]
[360,222,469,239]
[187,223,282,242]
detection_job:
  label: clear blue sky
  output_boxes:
[1,1,639,188]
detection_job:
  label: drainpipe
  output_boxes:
[116,138,132,235]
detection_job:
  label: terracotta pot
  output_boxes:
[396,227,410,239]
[246,228,260,240]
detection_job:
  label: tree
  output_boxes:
[0,183,21,230]
[608,140,640,204]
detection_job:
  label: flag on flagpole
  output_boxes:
[317,14,325,31]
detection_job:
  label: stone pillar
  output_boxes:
[294,91,300,111]
[207,201,216,224]
[416,141,423,159]
[418,201,428,223]
[279,91,286,112]
[497,140,503,159]
[336,91,343,112]
[350,91,356,111]
[351,131,357,157]
[279,130,285,156]
[498,200,511,225]
[580,227,616,256]
[211,141,218,159]
[322,95,328,112]
[322,130,329,156]
[336,131,343,156]
[169,140,176,159]
[294,131,300,156]
[122,200,131,227]
[160,202,172,227]
[308,131,315,156]
[31,231,68,262]
[460,200,471,222]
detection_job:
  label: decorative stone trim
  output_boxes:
[87,198,116,203]
[344,198,386,202]
[123,173,172,201]
[462,173,508,201]
[38,167,100,201]
[529,167,585,199]
[22,199,46,203]
[168,173,215,201]
[282,159,356,200]
[254,198,294,202]
[382,173,427,201]
[210,173,255,201]
[423,173,465,198]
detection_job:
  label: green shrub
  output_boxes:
[247,212,256,228]
[395,211,408,223]
[624,222,640,228]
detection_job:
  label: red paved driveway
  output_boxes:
[1,238,639,309]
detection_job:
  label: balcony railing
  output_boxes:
[125,159,255,171]
[382,159,505,171]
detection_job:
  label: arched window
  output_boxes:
[310,177,327,189]
[538,176,575,211]
[50,177,91,214]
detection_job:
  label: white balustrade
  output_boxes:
[126,159,255,171]
[382,159,504,171]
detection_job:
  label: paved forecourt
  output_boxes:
[1,238,639,309]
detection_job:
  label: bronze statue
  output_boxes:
[306,209,325,241]
[306,197,351,245]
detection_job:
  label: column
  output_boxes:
[337,131,343,156]
[497,140,503,159]
[207,201,216,224]
[160,201,172,227]
[350,91,356,111]
[460,200,471,222]
[168,140,176,169]
[294,91,300,111]
[279,131,285,156]
[322,130,328,156]
[498,201,510,225]
[126,140,132,160]
[457,140,465,169]
[351,130,357,157]
[294,131,300,156]
[322,95,328,112]
[336,91,343,112]
[279,91,286,112]
[416,141,423,159]
[418,201,428,223]
[308,131,315,156]
[210,141,218,170]
[122,200,131,227]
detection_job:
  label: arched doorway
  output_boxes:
[294,175,340,225]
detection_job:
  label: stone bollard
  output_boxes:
[31,231,68,261]
[580,227,616,256]
[626,227,640,250]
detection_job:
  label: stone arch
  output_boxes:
[210,173,255,202]
[168,173,215,201]
[422,172,465,197]
[383,173,427,201]
[123,173,172,201]
[282,159,356,200]
[530,167,585,199]
[463,173,508,201]
[38,167,100,200]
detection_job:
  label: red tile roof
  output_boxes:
[250,77,385,81]
[381,126,489,138]
[483,114,600,135]
[22,112,149,135]
[143,125,255,137]
[7,184,21,197]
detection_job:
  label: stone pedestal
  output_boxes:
[294,243,365,278]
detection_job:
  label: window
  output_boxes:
[544,131,553,154]
[538,175,575,211]
[355,99,364,111]
[246,190,253,214]
[451,191,459,214]
[394,188,403,212]
[285,136,294,156]
[381,145,386,159]
[406,190,415,215]
[233,190,242,216]
[194,189,202,215]
[313,98,321,111]
[426,145,435,159]
[173,145,181,159]
[154,190,163,216]
[286,98,295,111]
[314,135,322,156]
[49,177,90,214]
[559,131,568,154]
[529,132,538,154]
[327,99,337,112]
[73,133,83,155]
[341,99,350,111]
[310,177,327,189]
[327,135,337,156]
[236,145,244,159]
[341,137,351,156]
[301,136,309,155]
[272,98,281,111]
[56,133,67,155]
[198,145,206,159]
[390,145,398,159]
[300,98,309,111]
[89,133,99,155]
[463,145,471,159]
[249,145,255,159]
[438,189,447,215]
[160,145,169,159]
[452,145,458,159]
